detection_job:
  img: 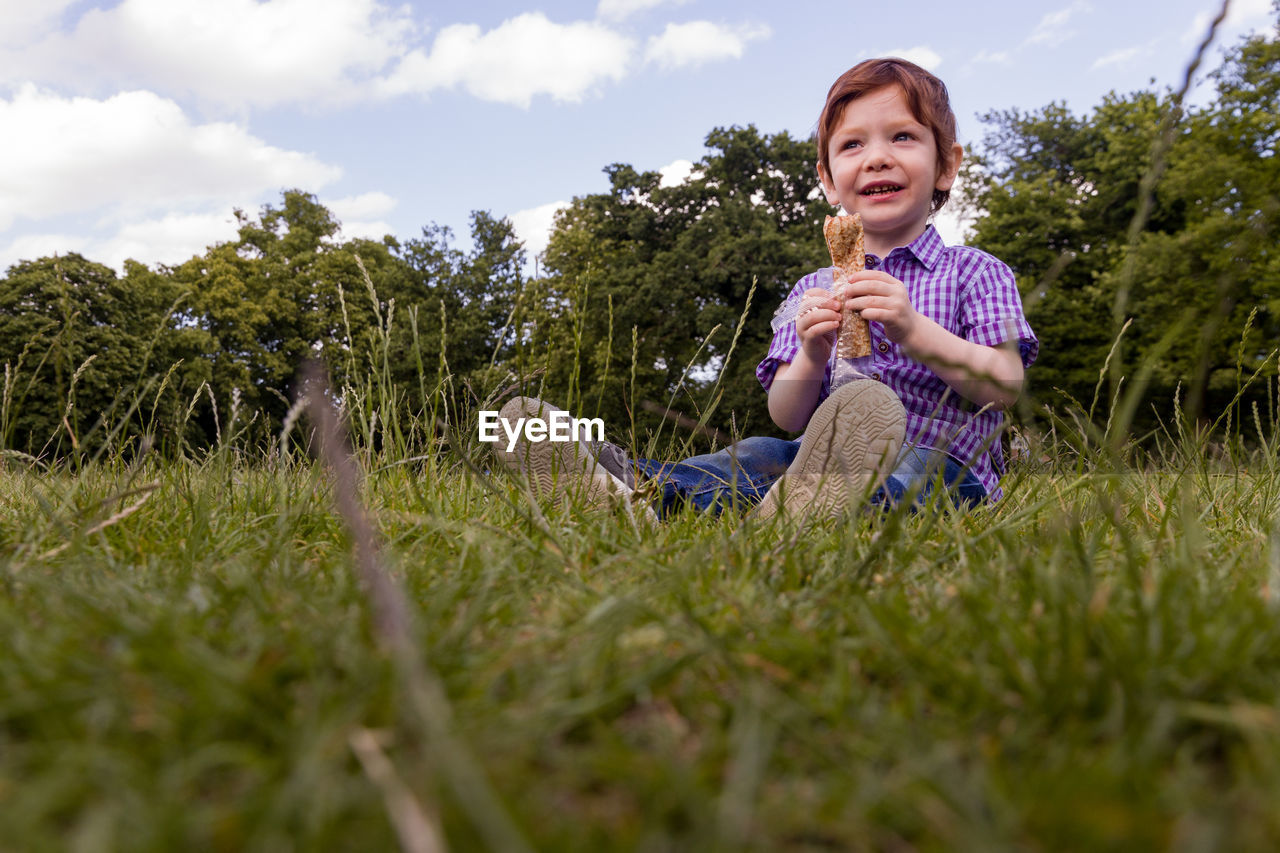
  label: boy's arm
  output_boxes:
[848,270,1025,410]
[767,287,846,432]
[768,354,825,432]
[901,322,1024,410]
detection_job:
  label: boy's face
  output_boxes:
[817,85,963,255]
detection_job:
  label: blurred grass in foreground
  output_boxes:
[3,384,1280,850]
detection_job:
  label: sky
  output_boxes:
[0,0,1274,276]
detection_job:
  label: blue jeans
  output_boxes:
[634,439,986,519]
[869,445,989,511]
[635,436,797,517]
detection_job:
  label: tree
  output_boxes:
[170,190,395,443]
[536,125,832,447]
[0,254,202,455]
[961,13,1279,426]
[1119,21,1280,418]
[388,212,528,423]
[116,259,213,452]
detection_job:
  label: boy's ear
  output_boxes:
[816,163,841,206]
[935,143,965,191]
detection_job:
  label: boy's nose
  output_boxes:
[862,142,894,169]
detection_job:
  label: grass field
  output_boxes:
[3,379,1280,851]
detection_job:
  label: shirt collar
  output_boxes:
[870,225,945,272]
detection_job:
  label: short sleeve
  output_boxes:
[960,258,1039,369]
[756,270,832,391]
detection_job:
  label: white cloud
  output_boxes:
[932,174,973,247]
[883,46,943,71]
[0,193,398,274]
[1231,0,1273,23]
[0,0,79,48]
[0,0,415,109]
[644,21,771,70]
[1024,1,1092,48]
[326,191,397,222]
[969,49,1012,65]
[0,85,342,231]
[332,219,396,244]
[932,205,969,247]
[509,200,570,259]
[0,232,85,273]
[1183,0,1273,44]
[1092,45,1145,70]
[1182,12,1211,45]
[101,212,243,268]
[378,13,634,107]
[3,2,774,112]
[0,211,241,273]
[658,159,696,187]
[596,0,689,21]
[323,192,398,243]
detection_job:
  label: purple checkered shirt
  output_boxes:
[757,225,1038,501]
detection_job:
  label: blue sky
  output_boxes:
[0,0,1273,274]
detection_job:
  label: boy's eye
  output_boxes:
[894,132,914,142]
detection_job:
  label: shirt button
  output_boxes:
[878,341,890,353]
[872,372,881,381]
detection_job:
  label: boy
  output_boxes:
[493,58,1037,520]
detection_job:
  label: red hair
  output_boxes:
[817,58,959,213]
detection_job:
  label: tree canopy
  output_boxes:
[962,18,1280,425]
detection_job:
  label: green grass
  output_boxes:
[3,401,1280,851]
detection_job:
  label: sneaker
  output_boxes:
[590,439,636,489]
[490,396,651,518]
[752,380,906,521]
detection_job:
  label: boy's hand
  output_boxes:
[795,286,845,362]
[844,271,919,344]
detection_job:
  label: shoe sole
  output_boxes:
[753,381,906,521]
[492,397,647,516]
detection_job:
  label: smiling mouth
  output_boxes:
[862,185,903,196]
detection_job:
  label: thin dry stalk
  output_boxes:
[349,728,447,853]
[300,360,532,853]
[38,481,161,560]
[301,362,411,646]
